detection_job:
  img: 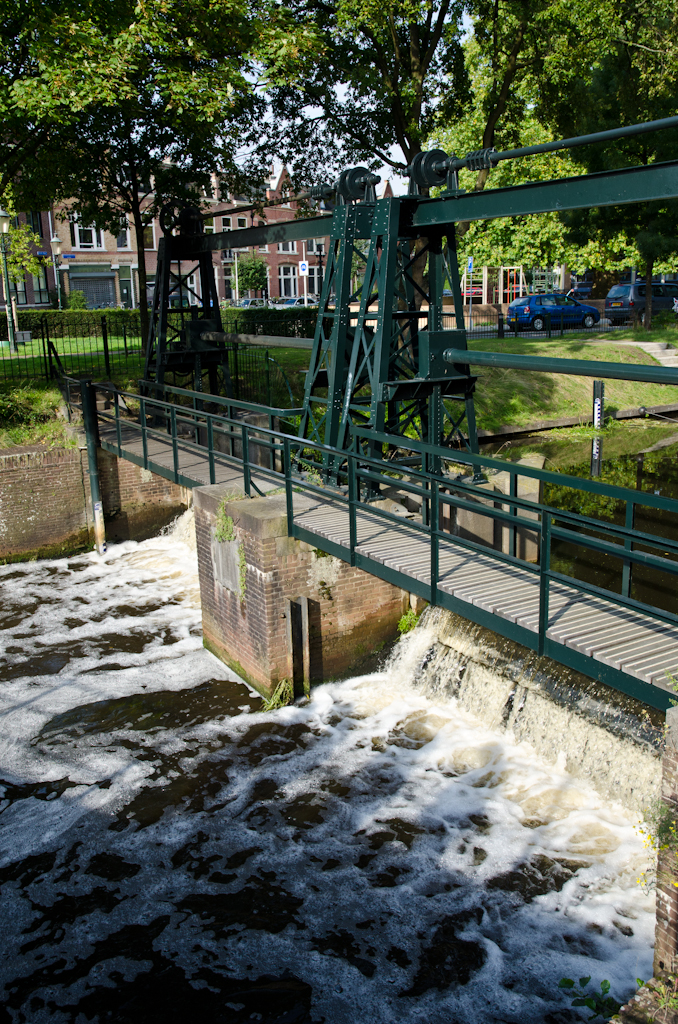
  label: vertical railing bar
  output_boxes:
[621,500,635,598]
[140,396,148,469]
[242,423,251,496]
[114,391,122,456]
[348,452,357,566]
[171,405,179,483]
[207,414,215,484]
[284,437,293,534]
[430,477,439,606]
[538,511,551,655]
[509,471,517,559]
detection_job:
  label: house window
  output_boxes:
[27,211,43,237]
[308,265,323,296]
[221,216,231,231]
[70,218,104,249]
[117,219,130,249]
[306,238,325,254]
[237,217,247,229]
[204,217,215,234]
[142,224,154,249]
[278,264,297,297]
[223,265,233,300]
[32,269,50,304]
[278,240,297,254]
[13,277,27,305]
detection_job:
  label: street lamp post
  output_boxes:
[50,235,62,310]
[0,207,16,351]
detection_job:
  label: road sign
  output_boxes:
[467,256,473,273]
[299,260,309,276]
[37,251,48,256]
[61,254,76,260]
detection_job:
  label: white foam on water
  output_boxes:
[0,511,656,1023]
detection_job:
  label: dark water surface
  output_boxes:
[0,515,654,1023]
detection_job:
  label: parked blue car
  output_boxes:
[507,293,600,331]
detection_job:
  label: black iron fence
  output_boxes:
[441,308,654,338]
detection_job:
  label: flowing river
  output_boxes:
[0,512,655,1023]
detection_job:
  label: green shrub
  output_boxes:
[65,290,88,309]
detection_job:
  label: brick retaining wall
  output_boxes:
[0,444,188,561]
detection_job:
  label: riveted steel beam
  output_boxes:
[406,160,678,232]
[443,348,678,385]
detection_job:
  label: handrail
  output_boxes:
[86,381,678,686]
[443,348,678,385]
[352,425,678,515]
[135,377,303,418]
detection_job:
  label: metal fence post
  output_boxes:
[498,312,504,339]
[559,311,564,336]
[41,316,50,380]
[101,315,112,378]
[81,378,106,554]
[546,313,552,338]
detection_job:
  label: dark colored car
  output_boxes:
[605,282,678,323]
[507,293,600,331]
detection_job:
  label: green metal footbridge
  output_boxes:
[69,115,678,711]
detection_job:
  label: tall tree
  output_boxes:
[543,0,678,328]
[267,0,470,182]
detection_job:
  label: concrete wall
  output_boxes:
[193,484,409,696]
[0,444,188,562]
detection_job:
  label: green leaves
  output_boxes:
[557,975,621,1020]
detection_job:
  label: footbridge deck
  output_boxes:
[76,379,678,711]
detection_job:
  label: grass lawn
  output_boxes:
[270,333,678,433]
[467,331,678,433]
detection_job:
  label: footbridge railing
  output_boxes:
[69,377,678,710]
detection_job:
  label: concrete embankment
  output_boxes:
[0,444,190,562]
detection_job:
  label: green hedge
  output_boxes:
[3,305,320,342]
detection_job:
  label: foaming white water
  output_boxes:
[0,521,655,1023]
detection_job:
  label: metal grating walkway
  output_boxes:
[293,496,678,693]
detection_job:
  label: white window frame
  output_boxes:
[308,265,323,296]
[306,238,325,254]
[278,264,297,297]
[31,268,50,304]
[221,216,232,231]
[277,240,297,254]
[72,217,105,250]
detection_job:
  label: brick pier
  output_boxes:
[193,485,410,696]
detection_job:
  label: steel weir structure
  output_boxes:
[72,117,678,712]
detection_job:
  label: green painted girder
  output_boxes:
[445,348,678,385]
[408,159,678,230]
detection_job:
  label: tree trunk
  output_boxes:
[130,190,149,351]
[644,260,654,331]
